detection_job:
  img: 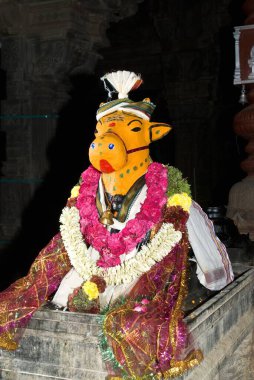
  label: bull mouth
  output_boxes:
[100,159,114,173]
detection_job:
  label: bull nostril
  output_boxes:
[91,143,95,149]
[108,143,115,150]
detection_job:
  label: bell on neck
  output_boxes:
[99,187,115,226]
[99,207,114,226]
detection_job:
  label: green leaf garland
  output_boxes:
[166,165,191,198]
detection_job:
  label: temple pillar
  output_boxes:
[227,0,254,240]
[0,0,142,246]
[150,0,233,206]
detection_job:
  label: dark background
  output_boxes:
[0,0,247,289]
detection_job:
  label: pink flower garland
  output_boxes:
[76,163,168,268]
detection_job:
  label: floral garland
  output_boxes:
[60,205,182,286]
[60,163,192,287]
[75,163,168,267]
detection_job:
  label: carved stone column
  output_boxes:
[227,0,254,240]
[150,0,233,205]
[0,0,142,244]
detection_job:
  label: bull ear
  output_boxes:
[149,123,172,142]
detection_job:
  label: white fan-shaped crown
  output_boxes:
[101,70,142,99]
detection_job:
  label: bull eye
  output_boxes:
[108,143,115,150]
[131,127,141,132]
[91,142,95,149]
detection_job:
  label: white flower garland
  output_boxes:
[60,206,182,286]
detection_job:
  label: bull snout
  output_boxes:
[89,133,127,173]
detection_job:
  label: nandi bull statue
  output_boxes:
[0,71,233,379]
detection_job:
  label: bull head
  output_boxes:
[89,109,171,195]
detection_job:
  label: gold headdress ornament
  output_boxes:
[96,70,156,121]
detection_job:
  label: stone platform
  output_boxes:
[0,264,253,380]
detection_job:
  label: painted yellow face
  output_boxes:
[88,111,171,173]
[89,132,127,173]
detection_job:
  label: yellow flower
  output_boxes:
[82,281,99,300]
[167,193,192,212]
[70,185,80,198]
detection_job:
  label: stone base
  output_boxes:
[0,265,253,380]
[181,265,254,380]
[0,312,106,380]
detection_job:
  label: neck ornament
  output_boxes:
[76,163,168,267]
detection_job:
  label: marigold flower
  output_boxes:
[70,185,80,198]
[167,193,192,212]
[82,281,99,300]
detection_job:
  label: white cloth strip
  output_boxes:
[187,201,234,290]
